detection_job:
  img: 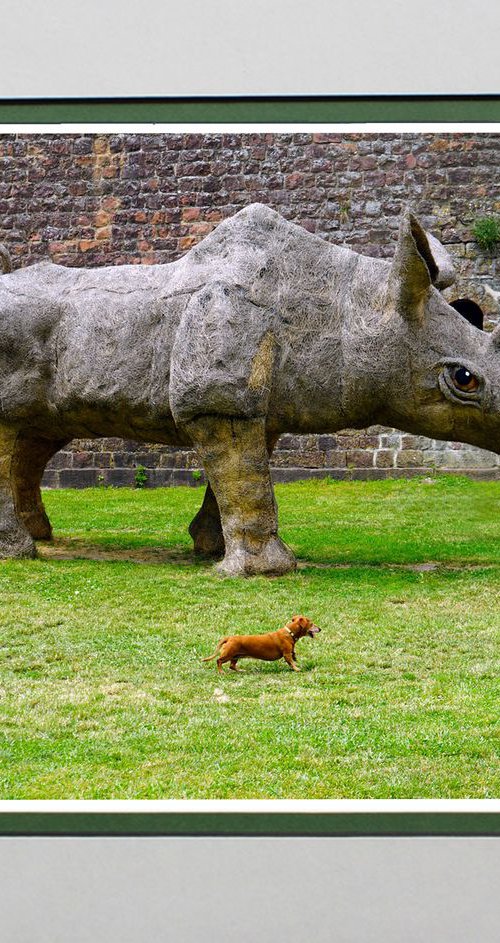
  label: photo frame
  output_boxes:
[1,1,500,932]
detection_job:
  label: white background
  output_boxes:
[2,836,499,942]
[1,0,499,927]
[0,0,499,98]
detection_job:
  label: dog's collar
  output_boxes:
[283,626,297,640]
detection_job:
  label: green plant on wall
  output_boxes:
[134,464,148,489]
[472,216,500,254]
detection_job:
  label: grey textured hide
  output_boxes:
[0,204,497,574]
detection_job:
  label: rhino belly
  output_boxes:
[49,293,184,435]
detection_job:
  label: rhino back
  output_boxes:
[0,206,389,434]
[0,261,190,428]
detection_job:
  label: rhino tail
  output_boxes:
[0,244,12,274]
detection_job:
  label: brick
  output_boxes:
[171,470,206,486]
[396,450,424,468]
[72,450,94,468]
[325,450,347,468]
[431,449,499,469]
[273,450,325,468]
[95,209,111,227]
[317,435,337,450]
[102,469,136,486]
[46,451,72,470]
[401,434,432,450]
[357,435,379,448]
[149,469,173,486]
[346,450,374,468]
[380,433,402,448]
[41,469,60,488]
[93,452,113,468]
[93,137,110,155]
[272,468,345,483]
[59,469,97,488]
[181,207,201,221]
[375,449,395,468]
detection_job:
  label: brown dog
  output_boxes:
[202,615,321,673]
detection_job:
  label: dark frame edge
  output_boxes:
[0,96,500,123]
[0,813,499,837]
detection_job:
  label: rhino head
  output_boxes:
[367,208,500,452]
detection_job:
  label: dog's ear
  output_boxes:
[297,616,308,628]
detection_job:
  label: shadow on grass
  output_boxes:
[212,661,316,676]
[37,537,214,568]
[35,538,495,574]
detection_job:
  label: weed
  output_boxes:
[134,465,148,489]
[472,216,500,254]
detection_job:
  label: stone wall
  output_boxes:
[42,428,500,490]
[1,131,500,486]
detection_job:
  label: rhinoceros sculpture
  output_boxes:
[0,204,496,575]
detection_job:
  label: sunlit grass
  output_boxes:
[0,477,498,798]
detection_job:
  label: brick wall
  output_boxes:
[1,131,500,486]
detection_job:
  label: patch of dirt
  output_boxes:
[36,540,495,572]
[297,560,494,572]
[37,539,200,566]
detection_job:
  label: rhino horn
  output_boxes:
[388,207,455,318]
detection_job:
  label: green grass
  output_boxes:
[0,476,499,798]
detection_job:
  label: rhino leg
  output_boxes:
[185,416,295,577]
[188,482,225,557]
[0,426,37,559]
[11,435,70,541]
[188,434,279,558]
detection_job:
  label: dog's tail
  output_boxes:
[202,637,228,662]
[0,245,12,274]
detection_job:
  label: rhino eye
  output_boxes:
[451,366,480,392]
[439,363,483,406]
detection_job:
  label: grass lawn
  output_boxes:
[0,476,499,799]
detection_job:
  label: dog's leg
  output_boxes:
[0,425,37,558]
[229,659,242,671]
[284,652,300,671]
[11,435,70,540]
[185,416,296,577]
[188,482,225,557]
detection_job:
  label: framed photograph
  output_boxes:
[1,1,499,939]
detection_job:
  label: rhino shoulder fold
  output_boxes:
[169,281,277,424]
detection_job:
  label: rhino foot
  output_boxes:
[189,481,225,557]
[0,526,37,559]
[191,526,225,557]
[19,510,53,541]
[216,536,296,578]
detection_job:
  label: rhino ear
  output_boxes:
[424,230,456,289]
[388,208,449,318]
